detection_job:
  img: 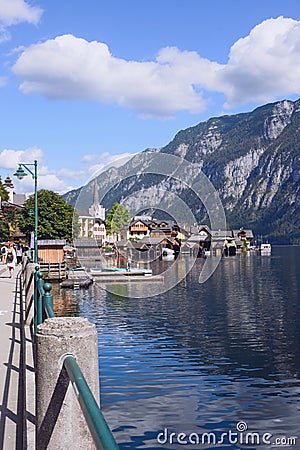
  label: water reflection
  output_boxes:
[52,247,300,449]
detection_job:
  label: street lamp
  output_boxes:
[14,160,38,262]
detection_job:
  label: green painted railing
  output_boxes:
[35,269,55,333]
[63,355,119,450]
[32,265,119,450]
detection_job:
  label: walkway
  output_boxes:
[0,264,35,449]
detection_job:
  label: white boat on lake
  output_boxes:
[260,243,271,255]
[161,248,175,260]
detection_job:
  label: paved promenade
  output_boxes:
[0,264,35,449]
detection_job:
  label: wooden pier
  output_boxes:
[92,273,164,283]
[39,261,67,280]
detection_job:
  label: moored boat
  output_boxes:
[161,248,175,260]
[260,243,271,255]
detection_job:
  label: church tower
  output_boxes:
[3,176,14,203]
[88,179,105,220]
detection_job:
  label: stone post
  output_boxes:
[36,317,100,450]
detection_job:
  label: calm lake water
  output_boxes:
[53,246,300,449]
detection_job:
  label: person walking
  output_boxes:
[1,243,7,264]
[16,243,23,265]
[5,243,17,278]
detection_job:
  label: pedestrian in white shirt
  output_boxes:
[5,244,17,278]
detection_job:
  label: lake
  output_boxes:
[53,246,300,449]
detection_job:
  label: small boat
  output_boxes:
[67,267,88,278]
[260,243,271,255]
[61,268,92,288]
[161,248,175,260]
[61,267,93,288]
[60,278,93,288]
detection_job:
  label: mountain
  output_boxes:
[64,99,300,244]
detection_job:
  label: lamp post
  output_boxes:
[14,160,38,263]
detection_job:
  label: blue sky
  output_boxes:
[1,0,300,194]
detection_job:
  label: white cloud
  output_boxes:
[12,16,300,117]
[0,23,10,43]
[12,34,212,117]
[0,0,42,26]
[220,16,300,107]
[0,147,134,195]
[0,146,43,169]
[0,0,42,48]
[0,147,78,195]
[57,168,86,181]
[81,151,135,179]
[81,153,99,163]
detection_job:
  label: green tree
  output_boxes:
[2,206,20,237]
[0,178,10,241]
[0,214,10,241]
[0,178,9,202]
[18,189,78,242]
[106,202,131,236]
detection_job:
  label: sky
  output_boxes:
[1,0,300,195]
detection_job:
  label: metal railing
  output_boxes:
[31,265,119,450]
[34,269,55,333]
[63,355,119,450]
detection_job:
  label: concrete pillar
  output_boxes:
[36,317,100,450]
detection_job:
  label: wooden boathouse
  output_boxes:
[37,239,67,279]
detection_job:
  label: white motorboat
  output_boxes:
[161,248,175,260]
[260,243,271,255]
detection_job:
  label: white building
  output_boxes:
[2,176,26,205]
[78,179,107,242]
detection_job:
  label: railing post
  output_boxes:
[36,317,100,449]
[42,282,55,319]
[36,270,44,326]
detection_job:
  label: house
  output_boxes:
[73,238,102,260]
[78,215,107,241]
[92,219,106,242]
[210,241,225,257]
[210,230,237,256]
[149,220,179,239]
[128,219,151,239]
[232,228,254,249]
[125,216,180,240]
[135,236,181,254]
[38,240,66,263]
[181,241,202,256]
[188,225,211,250]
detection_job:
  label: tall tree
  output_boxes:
[0,214,10,241]
[0,178,10,241]
[0,178,9,202]
[106,202,131,236]
[18,189,79,242]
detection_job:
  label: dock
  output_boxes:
[64,266,164,285]
[92,273,164,283]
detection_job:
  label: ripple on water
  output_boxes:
[53,248,300,448]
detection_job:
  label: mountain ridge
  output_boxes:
[64,98,300,244]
